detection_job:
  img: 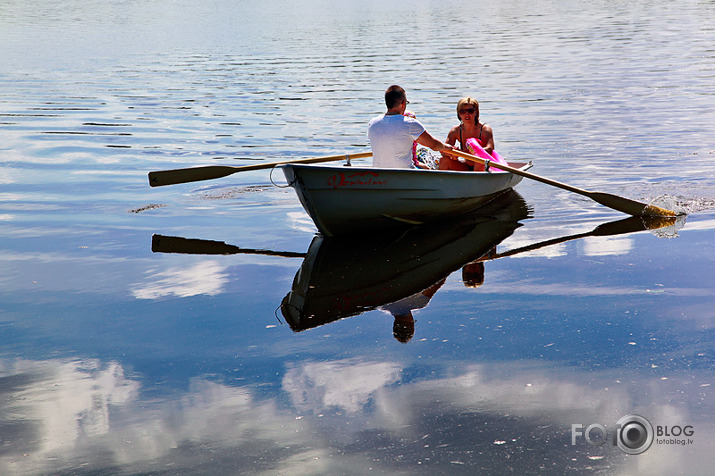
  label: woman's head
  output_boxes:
[457,97,480,123]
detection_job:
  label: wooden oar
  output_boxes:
[148,151,373,187]
[448,149,677,217]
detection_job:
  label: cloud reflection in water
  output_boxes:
[1,356,709,475]
[131,261,229,299]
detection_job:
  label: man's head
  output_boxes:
[392,312,415,343]
[385,85,407,110]
[462,261,485,287]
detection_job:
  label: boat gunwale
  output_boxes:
[279,161,533,176]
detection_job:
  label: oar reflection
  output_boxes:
[476,215,681,262]
[151,234,305,258]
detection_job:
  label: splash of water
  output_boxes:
[650,194,715,214]
[645,194,715,238]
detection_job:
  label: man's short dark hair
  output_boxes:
[385,85,406,109]
[392,313,414,343]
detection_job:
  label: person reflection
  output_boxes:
[462,261,485,288]
[462,246,496,288]
[379,279,445,343]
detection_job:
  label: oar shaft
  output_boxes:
[448,149,676,217]
[449,149,588,195]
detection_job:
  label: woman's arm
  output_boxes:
[481,124,495,155]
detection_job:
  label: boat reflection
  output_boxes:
[151,192,678,343]
[279,190,532,341]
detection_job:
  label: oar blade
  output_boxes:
[587,192,677,217]
[148,166,239,187]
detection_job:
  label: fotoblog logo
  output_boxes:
[571,414,654,455]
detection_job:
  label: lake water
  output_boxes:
[1,0,713,474]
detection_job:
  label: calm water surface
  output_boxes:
[1,1,714,474]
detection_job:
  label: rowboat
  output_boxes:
[280,190,530,332]
[280,161,532,237]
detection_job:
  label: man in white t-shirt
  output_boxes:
[367,85,453,168]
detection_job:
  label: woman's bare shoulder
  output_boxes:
[446,124,461,136]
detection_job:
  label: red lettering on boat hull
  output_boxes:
[327,171,388,189]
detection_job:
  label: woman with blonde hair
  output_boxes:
[439,97,495,171]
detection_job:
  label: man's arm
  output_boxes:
[415,130,452,152]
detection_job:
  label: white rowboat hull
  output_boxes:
[280,162,531,236]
